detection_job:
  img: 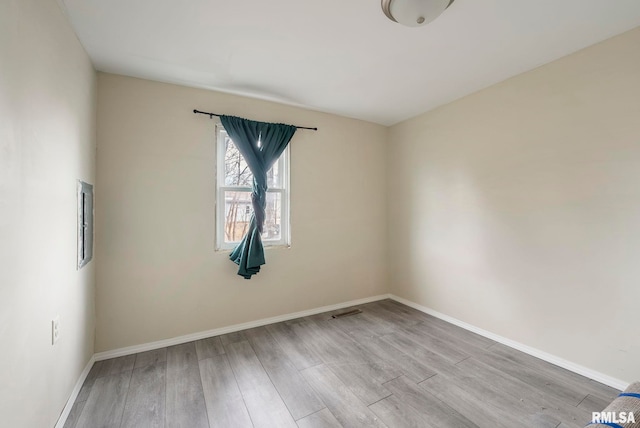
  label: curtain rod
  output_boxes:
[193,109,318,131]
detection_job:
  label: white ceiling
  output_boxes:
[59,0,640,125]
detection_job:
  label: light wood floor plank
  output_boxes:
[266,322,322,370]
[380,331,459,376]
[220,331,248,346]
[98,355,136,378]
[76,360,104,402]
[362,301,423,329]
[457,356,589,426]
[358,310,400,336]
[489,343,619,402]
[419,374,535,428]
[578,394,612,412]
[301,364,387,428]
[296,408,342,428]
[196,336,225,360]
[75,372,132,428]
[121,361,166,428]
[134,348,167,370]
[381,300,495,349]
[383,376,479,428]
[199,353,253,428]
[347,328,436,383]
[244,327,325,420]
[327,361,396,405]
[414,317,495,356]
[586,381,619,402]
[165,343,209,428]
[398,322,470,364]
[471,348,589,407]
[311,305,397,338]
[369,394,439,428]
[63,399,86,428]
[323,310,382,337]
[226,340,297,428]
[421,357,566,428]
[290,318,373,365]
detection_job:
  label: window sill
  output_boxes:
[215,244,291,253]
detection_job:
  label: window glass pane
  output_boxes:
[267,158,283,188]
[224,191,253,243]
[263,192,282,241]
[224,137,253,186]
[223,134,283,188]
[223,191,282,243]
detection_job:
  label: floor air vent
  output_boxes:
[331,309,362,319]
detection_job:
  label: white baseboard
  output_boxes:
[54,354,96,428]
[94,294,392,361]
[389,294,629,391]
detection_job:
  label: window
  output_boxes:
[216,124,290,250]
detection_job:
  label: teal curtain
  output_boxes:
[220,115,297,279]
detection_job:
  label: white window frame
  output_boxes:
[215,124,290,251]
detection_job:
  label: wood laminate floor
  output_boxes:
[64,300,618,428]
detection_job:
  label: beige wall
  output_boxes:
[388,28,640,383]
[0,0,97,426]
[95,73,388,352]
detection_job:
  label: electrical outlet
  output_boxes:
[52,316,60,345]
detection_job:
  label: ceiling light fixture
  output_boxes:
[381,0,454,27]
